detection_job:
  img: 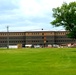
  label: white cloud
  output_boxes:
[19,0,62,17]
[0,0,76,31]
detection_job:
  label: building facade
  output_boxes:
[0,31,75,47]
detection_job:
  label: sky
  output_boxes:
[0,0,75,32]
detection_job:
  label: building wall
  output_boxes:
[0,32,26,47]
[0,31,75,47]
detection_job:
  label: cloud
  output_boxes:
[0,0,19,16]
[0,0,18,11]
[0,0,21,26]
[0,0,75,31]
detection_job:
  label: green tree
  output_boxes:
[51,2,76,39]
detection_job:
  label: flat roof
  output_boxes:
[0,30,66,33]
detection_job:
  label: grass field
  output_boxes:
[0,48,76,75]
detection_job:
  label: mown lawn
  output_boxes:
[0,48,76,75]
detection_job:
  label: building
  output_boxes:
[0,31,75,47]
[0,32,26,47]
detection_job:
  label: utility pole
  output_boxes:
[7,26,9,49]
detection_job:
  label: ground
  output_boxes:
[0,48,76,75]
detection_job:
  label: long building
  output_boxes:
[0,31,75,47]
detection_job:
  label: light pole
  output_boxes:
[7,26,9,49]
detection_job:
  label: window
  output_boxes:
[50,32,53,34]
[46,41,48,42]
[42,33,44,35]
[42,37,44,39]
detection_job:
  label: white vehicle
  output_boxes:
[9,45,17,48]
[34,45,40,48]
[25,44,32,48]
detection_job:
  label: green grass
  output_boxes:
[0,48,76,75]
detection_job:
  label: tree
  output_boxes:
[50,2,76,39]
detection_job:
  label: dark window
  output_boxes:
[42,33,44,35]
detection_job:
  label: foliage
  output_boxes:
[51,2,76,39]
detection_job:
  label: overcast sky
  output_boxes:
[0,0,75,32]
